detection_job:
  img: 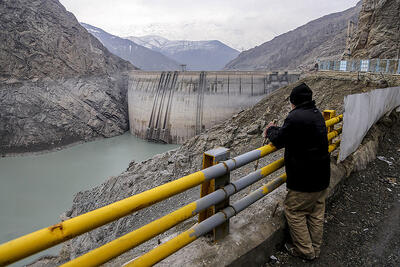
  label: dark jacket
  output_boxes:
[267,101,330,192]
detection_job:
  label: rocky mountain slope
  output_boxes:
[81,24,181,71]
[224,2,362,71]
[0,0,136,155]
[40,72,400,266]
[127,35,240,71]
[350,0,400,59]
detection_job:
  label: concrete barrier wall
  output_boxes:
[339,86,400,161]
[128,71,300,144]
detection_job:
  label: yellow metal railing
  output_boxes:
[0,111,343,267]
[126,132,342,267]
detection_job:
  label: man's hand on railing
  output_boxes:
[263,120,278,139]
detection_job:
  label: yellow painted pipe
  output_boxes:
[126,229,197,267]
[62,158,285,267]
[262,173,287,194]
[257,143,277,157]
[260,158,284,176]
[61,203,198,267]
[329,140,341,152]
[327,127,342,141]
[0,171,206,266]
[325,114,343,128]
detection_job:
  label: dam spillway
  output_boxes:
[128,71,300,144]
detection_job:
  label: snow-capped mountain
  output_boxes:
[128,35,170,51]
[81,23,180,71]
[126,35,240,71]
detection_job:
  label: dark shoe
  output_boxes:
[315,251,320,259]
[284,243,299,257]
[284,243,316,261]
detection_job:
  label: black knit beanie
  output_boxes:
[289,83,313,106]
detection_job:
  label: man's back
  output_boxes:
[267,100,330,192]
[284,101,330,192]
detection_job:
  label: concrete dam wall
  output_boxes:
[128,71,299,144]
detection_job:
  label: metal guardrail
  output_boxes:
[128,142,341,267]
[318,58,400,74]
[0,112,343,267]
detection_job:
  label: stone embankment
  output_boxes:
[31,72,400,266]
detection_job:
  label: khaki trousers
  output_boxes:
[284,189,328,259]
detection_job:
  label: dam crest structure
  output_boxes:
[128,71,300,144]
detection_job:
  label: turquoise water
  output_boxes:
[0,133,178,266]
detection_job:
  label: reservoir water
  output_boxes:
[0,133,178,266]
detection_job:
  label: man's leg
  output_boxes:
[307,189,328,258]
[284,190,316,259]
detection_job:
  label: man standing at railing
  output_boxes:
[264,82,330,261]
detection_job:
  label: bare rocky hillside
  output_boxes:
[224,2,361,71]
[350,0,400,59]
[0,0,136,155]
[34,71,400,266]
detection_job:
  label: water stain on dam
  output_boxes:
[128,71,300,144]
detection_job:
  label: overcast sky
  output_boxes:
[59,0,360,51]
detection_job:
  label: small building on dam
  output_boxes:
[128,71,300,144]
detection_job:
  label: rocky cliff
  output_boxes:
[42,72,400,266]
[224,2,362,71]
[0,0,136,155]
[350,0,400,59]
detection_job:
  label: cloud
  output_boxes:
[60,0,360,50]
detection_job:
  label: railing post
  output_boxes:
[323,110,336,144]
[386,59,390,73]
[227,76,230,95]
[199,147,230,241]
[397,60,400,74]
[251,75,254,96]
[376,59,380,72]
